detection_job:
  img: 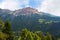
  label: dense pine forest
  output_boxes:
[0,19,60,40]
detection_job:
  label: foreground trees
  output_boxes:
[0,19,59,40]
[0,20,14,40]
[2,20,14,40]
[18,28,54,40]
[18,28,41,40]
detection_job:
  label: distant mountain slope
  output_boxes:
[0,7,60,38]
[0,7,60,20]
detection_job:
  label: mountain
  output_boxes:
[12,7,38,16]
[0,7,60,38]
[0,7,60,23]
[0,8,11,14]
[0,7,58,16]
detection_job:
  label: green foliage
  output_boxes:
[2,20,12,34]
[0,31,7,40]
[25,32,33,40]
[46,32,52,40]
[2,20,15,40]
[18,29,56,40]
[19,28,29,40]
[38,19,45,23]
[45,21,52,24]
[0,19,59,40]
[33,34,41,40]
[18,28,41,40]
[0,19,4,25]
[0,19,4,30]
[58,38,60,40]
[35,31,46,40]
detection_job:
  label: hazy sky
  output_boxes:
[0,0,60,16]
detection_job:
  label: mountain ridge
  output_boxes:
[0,7,56,17]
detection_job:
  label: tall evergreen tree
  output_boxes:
[2,20,14,40]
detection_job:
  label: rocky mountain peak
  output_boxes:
[13,7,39,15]
[22,7,38,13]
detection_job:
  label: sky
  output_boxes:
[0,0,60,16]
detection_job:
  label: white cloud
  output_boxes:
[0,0,29,10]
[21,0,30,7]
[38,0,60,16]
[0,0,19,10]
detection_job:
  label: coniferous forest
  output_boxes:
[0,19,60,40]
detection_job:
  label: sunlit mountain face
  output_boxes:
[0,7,57,16]
[0,7,60,17]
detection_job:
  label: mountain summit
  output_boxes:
[13,7,38,15]
[15,7,38,13]
[22,7,38,13]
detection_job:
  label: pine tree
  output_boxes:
[18,28,33,40]
[25,32,33,40]
[2,20,14,40]
[33,34,41,40]
[46,32,52,40]
[18,28,29,40]
[35,31,46,40]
